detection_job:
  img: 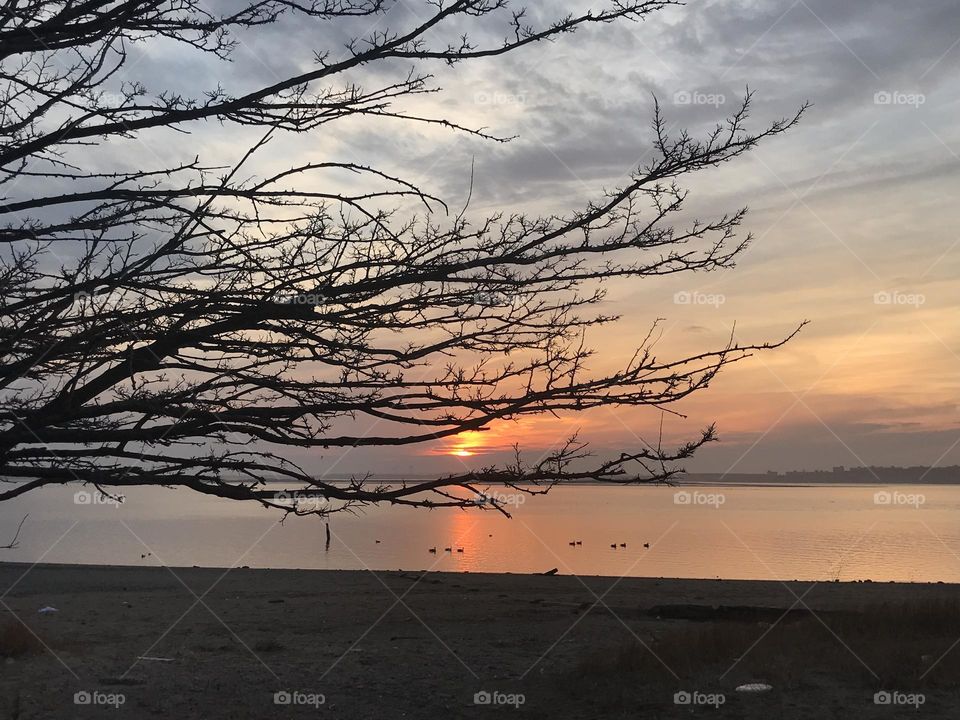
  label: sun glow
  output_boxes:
[428,418,587,459]
[447,431,486,458]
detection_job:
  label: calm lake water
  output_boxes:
[1,484,958,582]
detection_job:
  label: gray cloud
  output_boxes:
[16,0,960,474]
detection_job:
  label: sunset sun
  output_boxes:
[446,430,487,458]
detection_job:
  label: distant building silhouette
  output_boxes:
[679,466,960,485]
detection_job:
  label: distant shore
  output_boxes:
[280,466,960,486]
[2,563,960,718]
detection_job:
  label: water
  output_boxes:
[0,483,957,582]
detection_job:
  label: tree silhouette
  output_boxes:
[0,0,804,516]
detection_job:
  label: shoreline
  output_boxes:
[2,563,960,718]
[1,559,957,586]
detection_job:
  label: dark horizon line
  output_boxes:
[298,465,960,482]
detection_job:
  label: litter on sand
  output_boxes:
[735,683,773,693]
[37,606,59,614]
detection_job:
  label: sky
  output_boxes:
[109,0,960,476]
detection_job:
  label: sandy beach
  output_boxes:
[1,563,959,718]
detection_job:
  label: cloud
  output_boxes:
[17,0,960,474]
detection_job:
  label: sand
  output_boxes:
[1,563,958,718]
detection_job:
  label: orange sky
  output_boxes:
[264,0,960,476]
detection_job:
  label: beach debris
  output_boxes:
[647,604,815,623]
[99,677,145,686]
[397,572,441,584]
[735,683,772,693]
[137,656,174,663]
[541,568,559,576]
[37,606,58,614]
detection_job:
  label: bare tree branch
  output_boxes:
[0,0,806,517]
[1,514,27,548]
